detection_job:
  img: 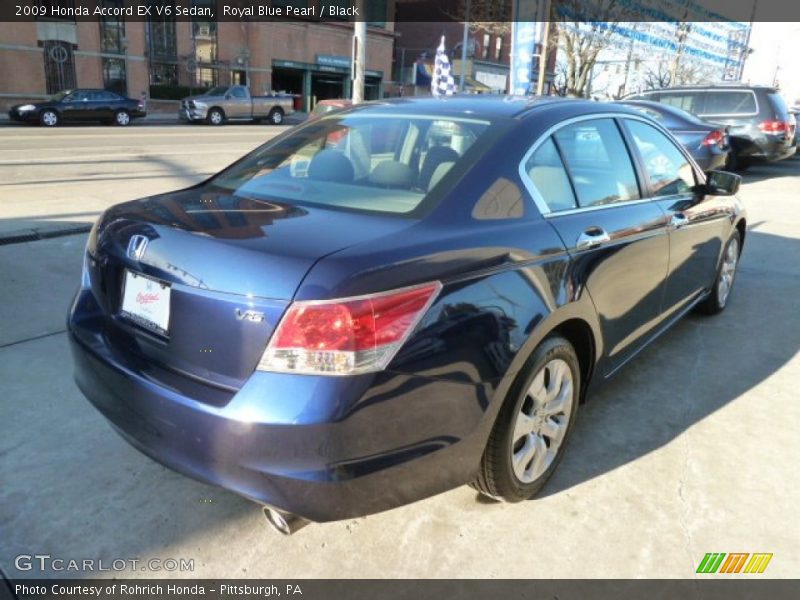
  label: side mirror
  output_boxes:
[701,170,741,196]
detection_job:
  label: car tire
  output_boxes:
[39,110,59,127]
[207,108,224,125]
[472,335,580,502]
[267,108,284,125]
[696,230,741,315]
[725,153,750,172]
[114,110,131,126]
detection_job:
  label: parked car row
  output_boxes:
[623,85,797,171]
[7,85,295,127]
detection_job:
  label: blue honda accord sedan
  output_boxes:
[69,96,745,533]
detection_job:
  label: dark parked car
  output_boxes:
[9,89,146,127]
[69,97,745,534]
[625,85,796,170]
[616,99,729,171]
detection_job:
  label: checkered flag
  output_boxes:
[431,36,456,96]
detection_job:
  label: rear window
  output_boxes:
[767,92,790,119]
[701,91,757,116]
[209,114,492,215]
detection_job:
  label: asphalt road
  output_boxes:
[0,124,286,240]
[1,125,798,578]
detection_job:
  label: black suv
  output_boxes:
[625,85,796,170]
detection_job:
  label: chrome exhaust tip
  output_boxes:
[263,506,310,535]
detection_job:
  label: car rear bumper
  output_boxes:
[68,288,491,522]
[731,134,796,162]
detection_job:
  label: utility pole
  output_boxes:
[621,23,638,97]
[535,0,552,95]
[669,0,693,85]
[352,0,366,103]
[669,22,691,85]
[459,0,471,92]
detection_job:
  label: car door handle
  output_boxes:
[671,213,689,229]
[576,227,611,250]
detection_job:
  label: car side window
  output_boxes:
[231,86,247,98]
[553,119,640,208]
[625,120,696,197]
[523,137,577,213]
[660,92,701,114]
[702,91,756,115]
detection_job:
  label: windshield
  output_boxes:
[203,86,229,96]
[209,113,493,215]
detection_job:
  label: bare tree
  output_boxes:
[642,60,672,90]
[554,0,631,97]
[641,58,719,90]
[446,0,512,36]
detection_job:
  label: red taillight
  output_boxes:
[759,120,788,134]
[258,282,442,375]
[702,129,726,148]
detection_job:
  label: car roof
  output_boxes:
[635,85,777,93]
[340,95,643,121]
[615,99,711,124]
[59,88,117,94]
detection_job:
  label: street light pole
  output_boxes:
[352,1,366,104]
[535,0,551,96]
[459,0,471,92]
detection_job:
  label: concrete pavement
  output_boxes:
[1,126,798,578]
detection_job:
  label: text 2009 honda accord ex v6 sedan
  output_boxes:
[69,97,746,534]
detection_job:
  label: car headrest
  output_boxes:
[427,161,455,191]
[369,160,416,188]
[307,150,355,183]
[420,146,460,188]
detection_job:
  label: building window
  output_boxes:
[146,9,177,61]
[149,62,178,86]
[366,0,387,27]
[99,0,125,53]
[232,70,247,85]
[192,0,217,87]
[103,57,127,95]
[146,5,177,91]
[196,67,218,88]
[481,34,491,59]
[43,40,76,93]
[494,36,503,61]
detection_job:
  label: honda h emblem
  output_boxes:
[127,235,149,261]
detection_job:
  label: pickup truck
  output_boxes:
[180,85,294,125]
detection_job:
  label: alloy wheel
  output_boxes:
[41,111,58,126]
[717,236,739,307]
[511,358,574,484]
[115,111,130,126]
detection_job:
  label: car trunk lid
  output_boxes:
[87,187,413,393]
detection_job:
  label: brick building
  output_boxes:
[0,4,395,113]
